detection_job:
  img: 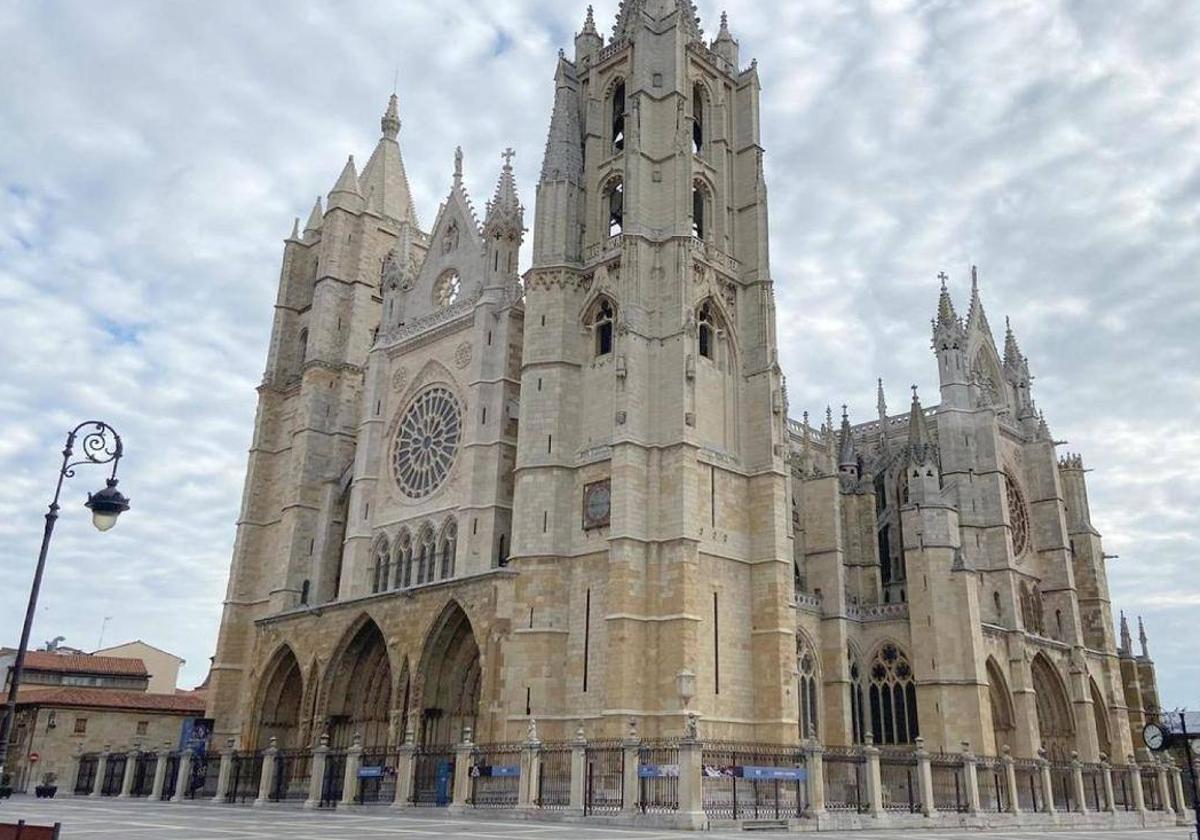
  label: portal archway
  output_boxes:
[325,618,393,748]
[986,657,1016,756]
[418,601,481,746]
[1089,677,1112,758]
[254,645,304,749]
[1031,654,1075,761]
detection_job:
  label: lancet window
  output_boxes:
[868,644,919,745]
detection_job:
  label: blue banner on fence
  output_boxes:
[638,764,680,778]
[358,766,385,779]
[470,764,520,778]
[739,766,807,782]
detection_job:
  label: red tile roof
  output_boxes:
[19,651,148,677]
[15,687,205,715]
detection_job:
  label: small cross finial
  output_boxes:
[937,271,949,286]
[454,146,463,183]
[502,147,516,168]
[911,384,919,400]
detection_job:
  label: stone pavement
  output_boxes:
[0,797,1195,840]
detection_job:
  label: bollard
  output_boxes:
[254,738,278,808]
[303,734,329,810]
[341,734,363,807]
[1002,746,1020,815]
[392,726,416,811]
[915,737,936,817]
[568,727,586,815]
[863,735,883,817]
[962,741,981,816]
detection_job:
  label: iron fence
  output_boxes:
[269,750,312,802]
[469,743,521,808]
[823,748,866,813]
[357,747,397,805]
[1083,764,1105,811]
[1050,763,1074,812]
[74,754,98,795]
[1012,760,1042,813]
[584,740,624,815]
[929,754,968,813]
[976,758,1008,813]
[131,753,157,797]
[189,753,221,800]
[412,746,455,806]
[1112,766,1133,811]
[1140,768,1162,811]
[320,751,347,807]
[536,743,572,810]
[160,753,180,800]
[700,741,807,820]
[638,742,679,814]
[100,754,126,796]
[225,752,262,804]
[879,750,919,813]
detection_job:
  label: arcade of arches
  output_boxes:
[252,603,482,751]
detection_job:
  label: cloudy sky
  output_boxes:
[1,0,1196,708]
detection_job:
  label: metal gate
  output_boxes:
[269,750,312,802]
[357,749,396,805]
[74,754,98,795]
[225,752,263,803]
[131,753,158,797]
[101,754,127,796]
[412,748,455,806]
[160,754,180,800]
[584,741,623,815]
[320,752,346,807]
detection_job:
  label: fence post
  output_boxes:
[117,746,139,799]
[621,717,641,814]
[863,735,883,817]
[392,726,416,811]
[1036,749,1055,815]
[1170,761,1186,819]
[341,733,363,807]
[213,738,236,803]
[962,741,980,816]
[91,746,110,797]
[1155,760,1173,815]
[254,738,278,808]
[1002,746,1019,815]
[518,720,541,811]
[68,746,84,798]
[1128,756,1145,813]
[1069,751,1086,814]
[805,738,826,816]
[450,727,473,812]
[303,734,329,810]
[150,742,171,801]
[568,727,586,815]
[1100,756,1115,813]
[914,737,935,817]
[170,747,193,803]
[676,713,705,828]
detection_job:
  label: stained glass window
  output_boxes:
[392,387,462,499]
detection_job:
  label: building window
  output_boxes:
[798,636,819,739]
[849,650,865,744]
[74,717,87,734]
[136,721,149,736]
[692,182,708,240]
[396,530,413,588]
[371,538,391,594]
[439,520,457,580]
[417,526,435,585]
[605,179,624,236]
[697,300,716,359]
[611,80,626,152]
[590,297,615,357]
[391,386,463,500]
[868,644,919,745]
[692,83,705,154]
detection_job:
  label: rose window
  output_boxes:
[1005,473,1030,556]
[392,387,462,499]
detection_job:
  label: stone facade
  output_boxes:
[207,0,1163,771]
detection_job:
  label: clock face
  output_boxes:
[1143,723,1165,751]
[583,480,611,530]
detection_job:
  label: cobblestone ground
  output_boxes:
[0,797,1193,839]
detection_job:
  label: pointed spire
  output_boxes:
[1119,611,1132,655]
[360,95,419,225]
[289,216,300,241]
[907,385,931,450]
[838,406,858,472]
[541,58,583,185]
[303,196,323,237]
[1003,316,1024,370]
[936,271,958,327]
[613,0,703,43]
[876,379,888,420]
[1138,616,1149,659]
[332,155,360,195]
[712,9,739,66]
[454,146,464,188]
[484,148,524,237]
[965,265,993,337]
[582,4,598,35]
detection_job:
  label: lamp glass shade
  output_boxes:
[84,479,130,532]
[92,510,120,532]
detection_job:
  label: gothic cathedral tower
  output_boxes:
[509,1,795,740]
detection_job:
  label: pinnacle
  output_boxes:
[717,10,733,40]
[484,148,524,235]
[876,378,887,419]
[907,385,931,449]
[936,272,958,327]
[303,196,323,234]
[1003,316,1024,369]
[966,265,993,337]
[331,155,361,196]
[582,4,598,35]
[614,0,703,42]
[381,93,401,140]
[838,407,857,469]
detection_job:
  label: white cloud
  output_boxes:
[0,0,1196,707]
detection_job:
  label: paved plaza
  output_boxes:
[0,797,1193,840]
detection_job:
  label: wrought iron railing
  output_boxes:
[469,743,521,808]
[160,753,180,800]
[269,750,311,802]
[584,740,624,815]
[131,753,157,798]
[411,746,455,806]
[929,754,968,813]
[823,748,866,813]
[700,741,807,820]
[101,754,127,796]
[536,743,572,810]
[638,741,680,814]
[357,747,397,805]
[225,751,262,804]
[879,750,920,813]
[1012,759,1042,813]
[976,758,1008,813]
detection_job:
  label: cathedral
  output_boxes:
[206,0,1163,767]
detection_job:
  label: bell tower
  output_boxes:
[510,1,795,741]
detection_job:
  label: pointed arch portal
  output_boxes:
[326,619,393,748]
[418,602,482,747]
[1031,654,1075,762]
[254,646,304,750]
[986,657,1016,756]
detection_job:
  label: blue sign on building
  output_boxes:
[638,764,680,778]
[358,765,385,779]
[739,766,807,782]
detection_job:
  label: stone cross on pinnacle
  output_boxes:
[502,147,516,168]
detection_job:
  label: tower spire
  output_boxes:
[1138,616,1150,659]
[381,92,401,140]
[876,378,888,421]
[838,406,858,474]
[936,271,958,327]
[484,148,523,233]
[907,386,931,452]
[540,58,583,185]
[303,196,323,237]
[965,265,992,337]
[1003,316,1025,370]
[1119,611,1132,655]
[359,93,419,225]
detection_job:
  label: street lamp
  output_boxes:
[0,421,129,780]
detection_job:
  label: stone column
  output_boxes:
[916,737,936,817]
[568,728,586,815]
[518,729,541,811]
[1071,752,1087,814]
[213,738,236,803]
[303,735,330,810]
[392,728,416,811]
[117,748,138,799]
[962,742,981,816]
[676,717,705,829]
[68,747,84,798]
[254,738,278,807]
[1156,760,1173,815]
[1128,756,1145,813]
[449,728,473,812]
[863,737,883,817]
[170,748,193,803]
[1037,750,1055,815]
[91,747,109,797]
[1101,758,1115,813]
[150,743,171,801]
[621,719,641,815]
[1002,747,1020,815]
[341,734,363,807]
[805,738,826,816]
[1170,762,1186,818]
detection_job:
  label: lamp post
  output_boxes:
[0,421,130,781]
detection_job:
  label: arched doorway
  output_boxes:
[418,602,481,746]
[325,619,393,749]
[254,645,304,749]
[1089,678,1112,758]
[986,657,1016,756]
[1031,654,1075,761]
